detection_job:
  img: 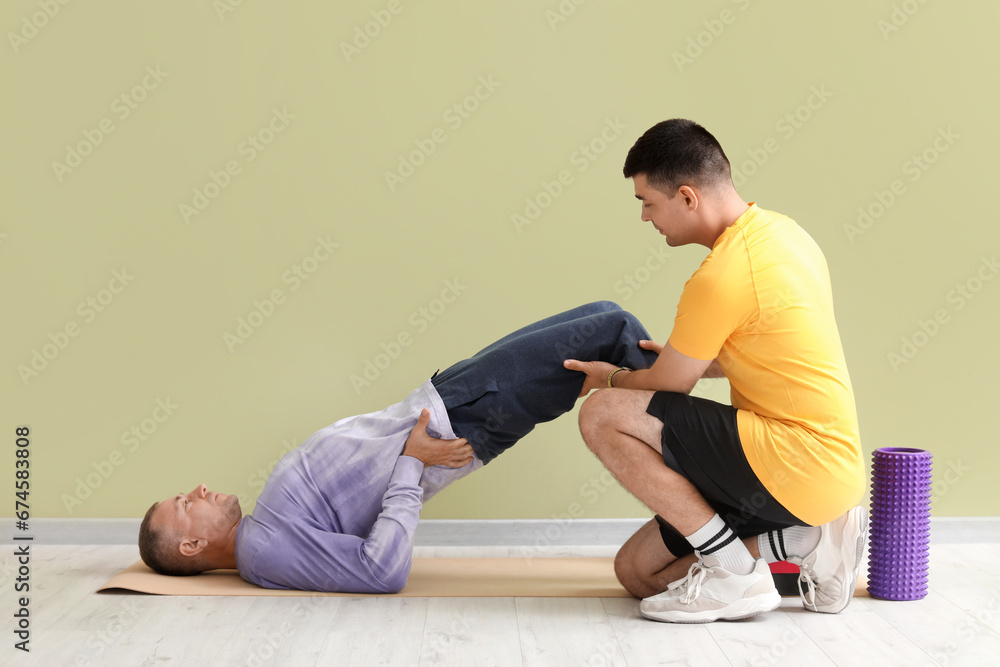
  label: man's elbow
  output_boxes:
[372,558,412,594]
[701,359,725,379]
[650,372,700,395]
[378,568,409,594]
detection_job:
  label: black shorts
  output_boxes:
[645,391,807,558]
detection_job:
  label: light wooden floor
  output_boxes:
[3,543,999,666]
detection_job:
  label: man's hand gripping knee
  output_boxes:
[402,409,475,468]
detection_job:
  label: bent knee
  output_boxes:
[613,544,634,581]
[588,300,622,314]
[613,547,648,599]
[578,389,620,444]
[578,388,642,429]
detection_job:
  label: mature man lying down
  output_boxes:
[138,301,658,593]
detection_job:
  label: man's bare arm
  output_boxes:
[564,338,717,395]
[640,339,725,379]
[702,358,725,378]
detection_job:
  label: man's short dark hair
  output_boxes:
[623,119,732,196]
[138,501,204,576]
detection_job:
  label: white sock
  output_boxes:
[685,514,756,575]
[757,525,822,562]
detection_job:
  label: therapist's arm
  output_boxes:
[640,339,725,379]
[702,357,725,378]
[564,339,714,395]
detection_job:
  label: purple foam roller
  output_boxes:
[867,447,933,600]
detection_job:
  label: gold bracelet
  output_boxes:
[607,367,631,387]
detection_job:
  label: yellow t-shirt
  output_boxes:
[667,203,864,526]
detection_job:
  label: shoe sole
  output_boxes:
[640,591,781,624]
[811,506,869,614]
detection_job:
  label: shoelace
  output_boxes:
[667,560,712,604]
[797,568,817,608]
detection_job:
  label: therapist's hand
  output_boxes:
[638,339,664,355]
[563,359,619,397]
[402,409,474,468]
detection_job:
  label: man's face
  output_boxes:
[151,484,242,547]
[632,173,697,247]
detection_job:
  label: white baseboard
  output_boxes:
[8,516,999,545]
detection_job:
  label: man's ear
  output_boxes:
[178,536,207,558]
[677,185,699,210]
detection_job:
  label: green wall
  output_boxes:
[4,1,997,520]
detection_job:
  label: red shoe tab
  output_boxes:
[769,561,800,574]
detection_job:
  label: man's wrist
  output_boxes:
[608,366,632,387]
[399,452,427,470]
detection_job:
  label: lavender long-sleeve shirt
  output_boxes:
[234,380,483,593]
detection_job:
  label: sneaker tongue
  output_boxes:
[698,554,724,569]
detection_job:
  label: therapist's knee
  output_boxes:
[578,389,622,451]
[613,543,645,598]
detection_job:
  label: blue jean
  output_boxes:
[431,301,659,464]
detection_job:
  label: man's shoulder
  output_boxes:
[236,510,301,554]
[235,514,269,584]
[235,519,287,589]
[236,512,304,580]
[743,206,815,244]
[235,513,271,557]
[720,206,825,272]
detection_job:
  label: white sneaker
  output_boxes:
[639,555,780,623]
[791,506,869,613]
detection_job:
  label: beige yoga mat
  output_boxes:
[98,557,871,599]
[98,557,632,597]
